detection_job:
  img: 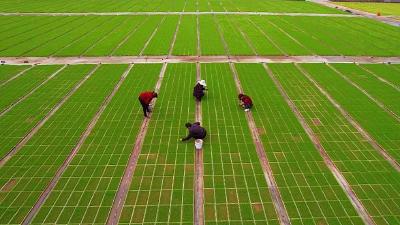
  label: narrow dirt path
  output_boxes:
[0,11,363,17]
[310,0,400,27]
[264,63,376,225]
[0,65,67,117]
[2,55,399,65]
[21,64,134,225]
[194,62,204,225]
[327,64,400,123]
[106,63,167,225]
[0,65,100,167]
[229,63,291,225]
[296,64,400,172]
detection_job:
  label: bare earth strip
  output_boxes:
[2,55,399,65]
[263,63,376,225]
[0,65,66,117]
[0,12,362,17]
[230,63,291,225]
[327,64,400,122]
[295,64,400,172]
[311,0,400,27]
[21,64,133,225]
[0,65,99,167]
[0,65,33,87]
[194,62,204,225]
[106,63,167,225]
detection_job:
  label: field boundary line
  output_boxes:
[0,16,82,53]
[194,62,204,225]
[263,63,376,225]
[0,11,363,17]
[110,16,151,56]
[296,64,400,172]
[49,16,114,56]
[21,64,134,224]
[139,16,167,56]
[80,16,132,56]
[266,19,316,56]
[230,63,291,225]
[358,64,400,92]
[2,56,400,65]
[0,65,99,167]
[327,63,400,122]
[275,16,341,55]
[246,18,287,56]
[212,14,232,58]
[0,65,33,87]
[196,15,201,56]
[310,0,400,27]
[168,14,183,57]
[106,63,167,225]
[0,65,67,117]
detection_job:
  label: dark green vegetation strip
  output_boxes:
[142,16,179,55]
[0,65,30,84]
[269,63,400,225]
[0,15,398,57]
[0,0,343,13]
[0,65,61,112]
[31,64,161,224]
[113,16,164,56]
[299,63,400,164]
[331,64,400,116]
[360,64,400,87]
[120,64,195,224]
[0,65,127,224]
[236,63,363,225]
[172,15,197,56]
[201,63,280,224]
[0,65,94,159]
[199,16,227,56]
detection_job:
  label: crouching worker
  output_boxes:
[193,80,207,102]
[138,91,158,117]
[180,122,207,141]
[238,93,253,112]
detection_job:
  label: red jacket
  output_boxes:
[241,95,253,106]
[139,92,155,105]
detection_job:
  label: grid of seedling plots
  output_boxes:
[0,0,400,225]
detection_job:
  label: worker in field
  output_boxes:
[138,91,158,117]
[193,80,207,102]
[180,122,207,141]
[238,93,253,112]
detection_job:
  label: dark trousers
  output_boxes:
[139,98,150,117]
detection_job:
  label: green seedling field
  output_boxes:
[269,63,400,225]
[0,0,344,13]
[0,0,399,224]
[121,64,196,224]
[1,15,398,57]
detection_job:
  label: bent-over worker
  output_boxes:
[238,93,253,112]
[180,122,207,141]
[138,91,158,117]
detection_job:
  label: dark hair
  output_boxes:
[185,123,192,128]
[238,94,244,99]
[153,92,158,98]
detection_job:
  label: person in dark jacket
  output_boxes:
[138,91,158,117]
[193,80,207,101]
[238,93,253,112]
[180,122,207,141]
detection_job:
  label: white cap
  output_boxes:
[198,80,207,87]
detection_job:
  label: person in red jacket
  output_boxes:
[238,93,253,112]
[138,91,158,117]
